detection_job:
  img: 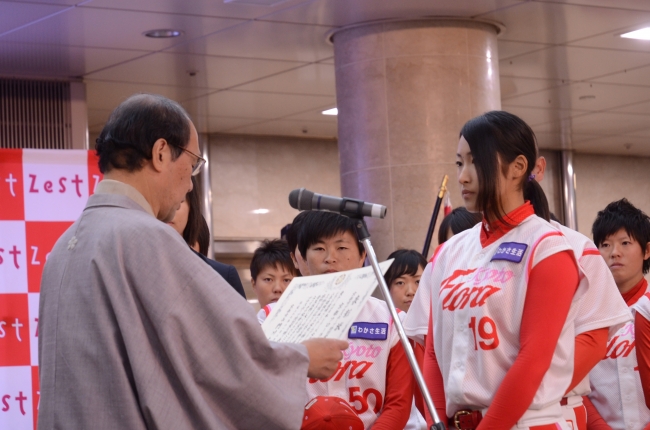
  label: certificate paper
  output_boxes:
[262,260,394,343]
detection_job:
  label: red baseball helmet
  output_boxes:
[301,396,364,430]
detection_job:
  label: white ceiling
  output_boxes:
[2,0,650,155]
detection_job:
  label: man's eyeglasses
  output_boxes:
[174,145,206,176]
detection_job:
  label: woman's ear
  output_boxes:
[510,155,528,180]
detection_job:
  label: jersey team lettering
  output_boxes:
[439,268,509,311]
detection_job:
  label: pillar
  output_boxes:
[333,19,501,259]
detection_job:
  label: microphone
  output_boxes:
[288,188,387,219]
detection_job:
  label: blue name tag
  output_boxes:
[491,242,528,263]
[348,322,388,340]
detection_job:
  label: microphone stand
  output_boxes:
[350,216,446,430]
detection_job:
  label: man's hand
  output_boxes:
[301,338,349,380]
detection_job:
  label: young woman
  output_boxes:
[416,111,581,429]
[586,198,650,430]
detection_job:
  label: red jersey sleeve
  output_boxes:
[565,328,608,394]
[371,341,413,430]
[477,250,579,430]
[583,396,612,430]
[424,308,448,428]
[635,311,650,409]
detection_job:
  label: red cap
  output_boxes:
[301,396,364,430]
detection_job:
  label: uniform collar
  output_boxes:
[622,277,648,306]
[480,201,535,248]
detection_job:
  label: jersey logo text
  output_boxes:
[440,269,501,311]
[491,242,528,263]
[309,360,373,383]
[349,322,388,340]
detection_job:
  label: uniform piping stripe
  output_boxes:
[526,231,564,281]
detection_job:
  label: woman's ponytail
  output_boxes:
[524,176,550,221]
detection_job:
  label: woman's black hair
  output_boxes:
[592,198,650,274]
[95,93,190,173]
[437,207,483,245]
[460,111,550,225]
[384,249,427,289]
[182,176,203,252]
[297,211,364,258]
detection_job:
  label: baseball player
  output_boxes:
[530,159,632,430]
[413,111,583,430]
[585,198,650,430]
[262,211,414,429]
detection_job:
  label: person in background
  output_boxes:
[251,239,297,323]
[586,198,650,430]
[530,158,631,430]
[286,211,311,276]
[384,249,429,430]
[437,207,483,245]
[168,176,245,298]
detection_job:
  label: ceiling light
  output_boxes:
[322,107,338,116]
[251,208,270,214]
[144,29,183,38]
[578,95,596,100]
[621,27,650,40]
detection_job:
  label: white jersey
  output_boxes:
[588,283,650,430]
[397,312,428,430]
[551,221,632,398]
[257,303,275,324]
[427,214,584,424]
[307,297,401,428]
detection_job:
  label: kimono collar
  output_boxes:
[480,201,535,248]
[95,179,155,217]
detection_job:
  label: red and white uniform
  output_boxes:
[418,203,584,428]
[551,222,632,429]
[588,280,650,430]
[308,297,411,429]
[260,297,412,429]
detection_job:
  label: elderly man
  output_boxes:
[38,94,346,430]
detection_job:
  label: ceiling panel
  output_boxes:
[503,81,650,112]
[537,111,650,136]
[479,1,650,45]
[0,42,148,78]
[499,45,650,81]
[284,108,338,122]
[571,134,650,156]
[225,118,337,138]
[0,1,68,36]
[259,0,524,27]
[85,80,215,112]
[0,6,243,51]
[611,100,650,115]
[532,0,650,13]
[500,105,588,126]
[82,0,311,20]
[589,62,650,87]
[167,20,336,63]
[498,40,551,60]
[85,52,304,90]
[203,89,335,119]
[500,76,567,99]
[236,62,335,95]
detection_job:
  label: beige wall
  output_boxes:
[209,134,341,240]
[574,153,650,240]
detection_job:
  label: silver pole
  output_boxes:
[561,150,578,230]
[200,135,213,258]
[360,235,445,430]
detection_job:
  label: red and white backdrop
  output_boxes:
[0,148,102,430]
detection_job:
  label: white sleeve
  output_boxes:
[403,262,433,345]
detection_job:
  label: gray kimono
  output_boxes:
[38,181,309,429]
